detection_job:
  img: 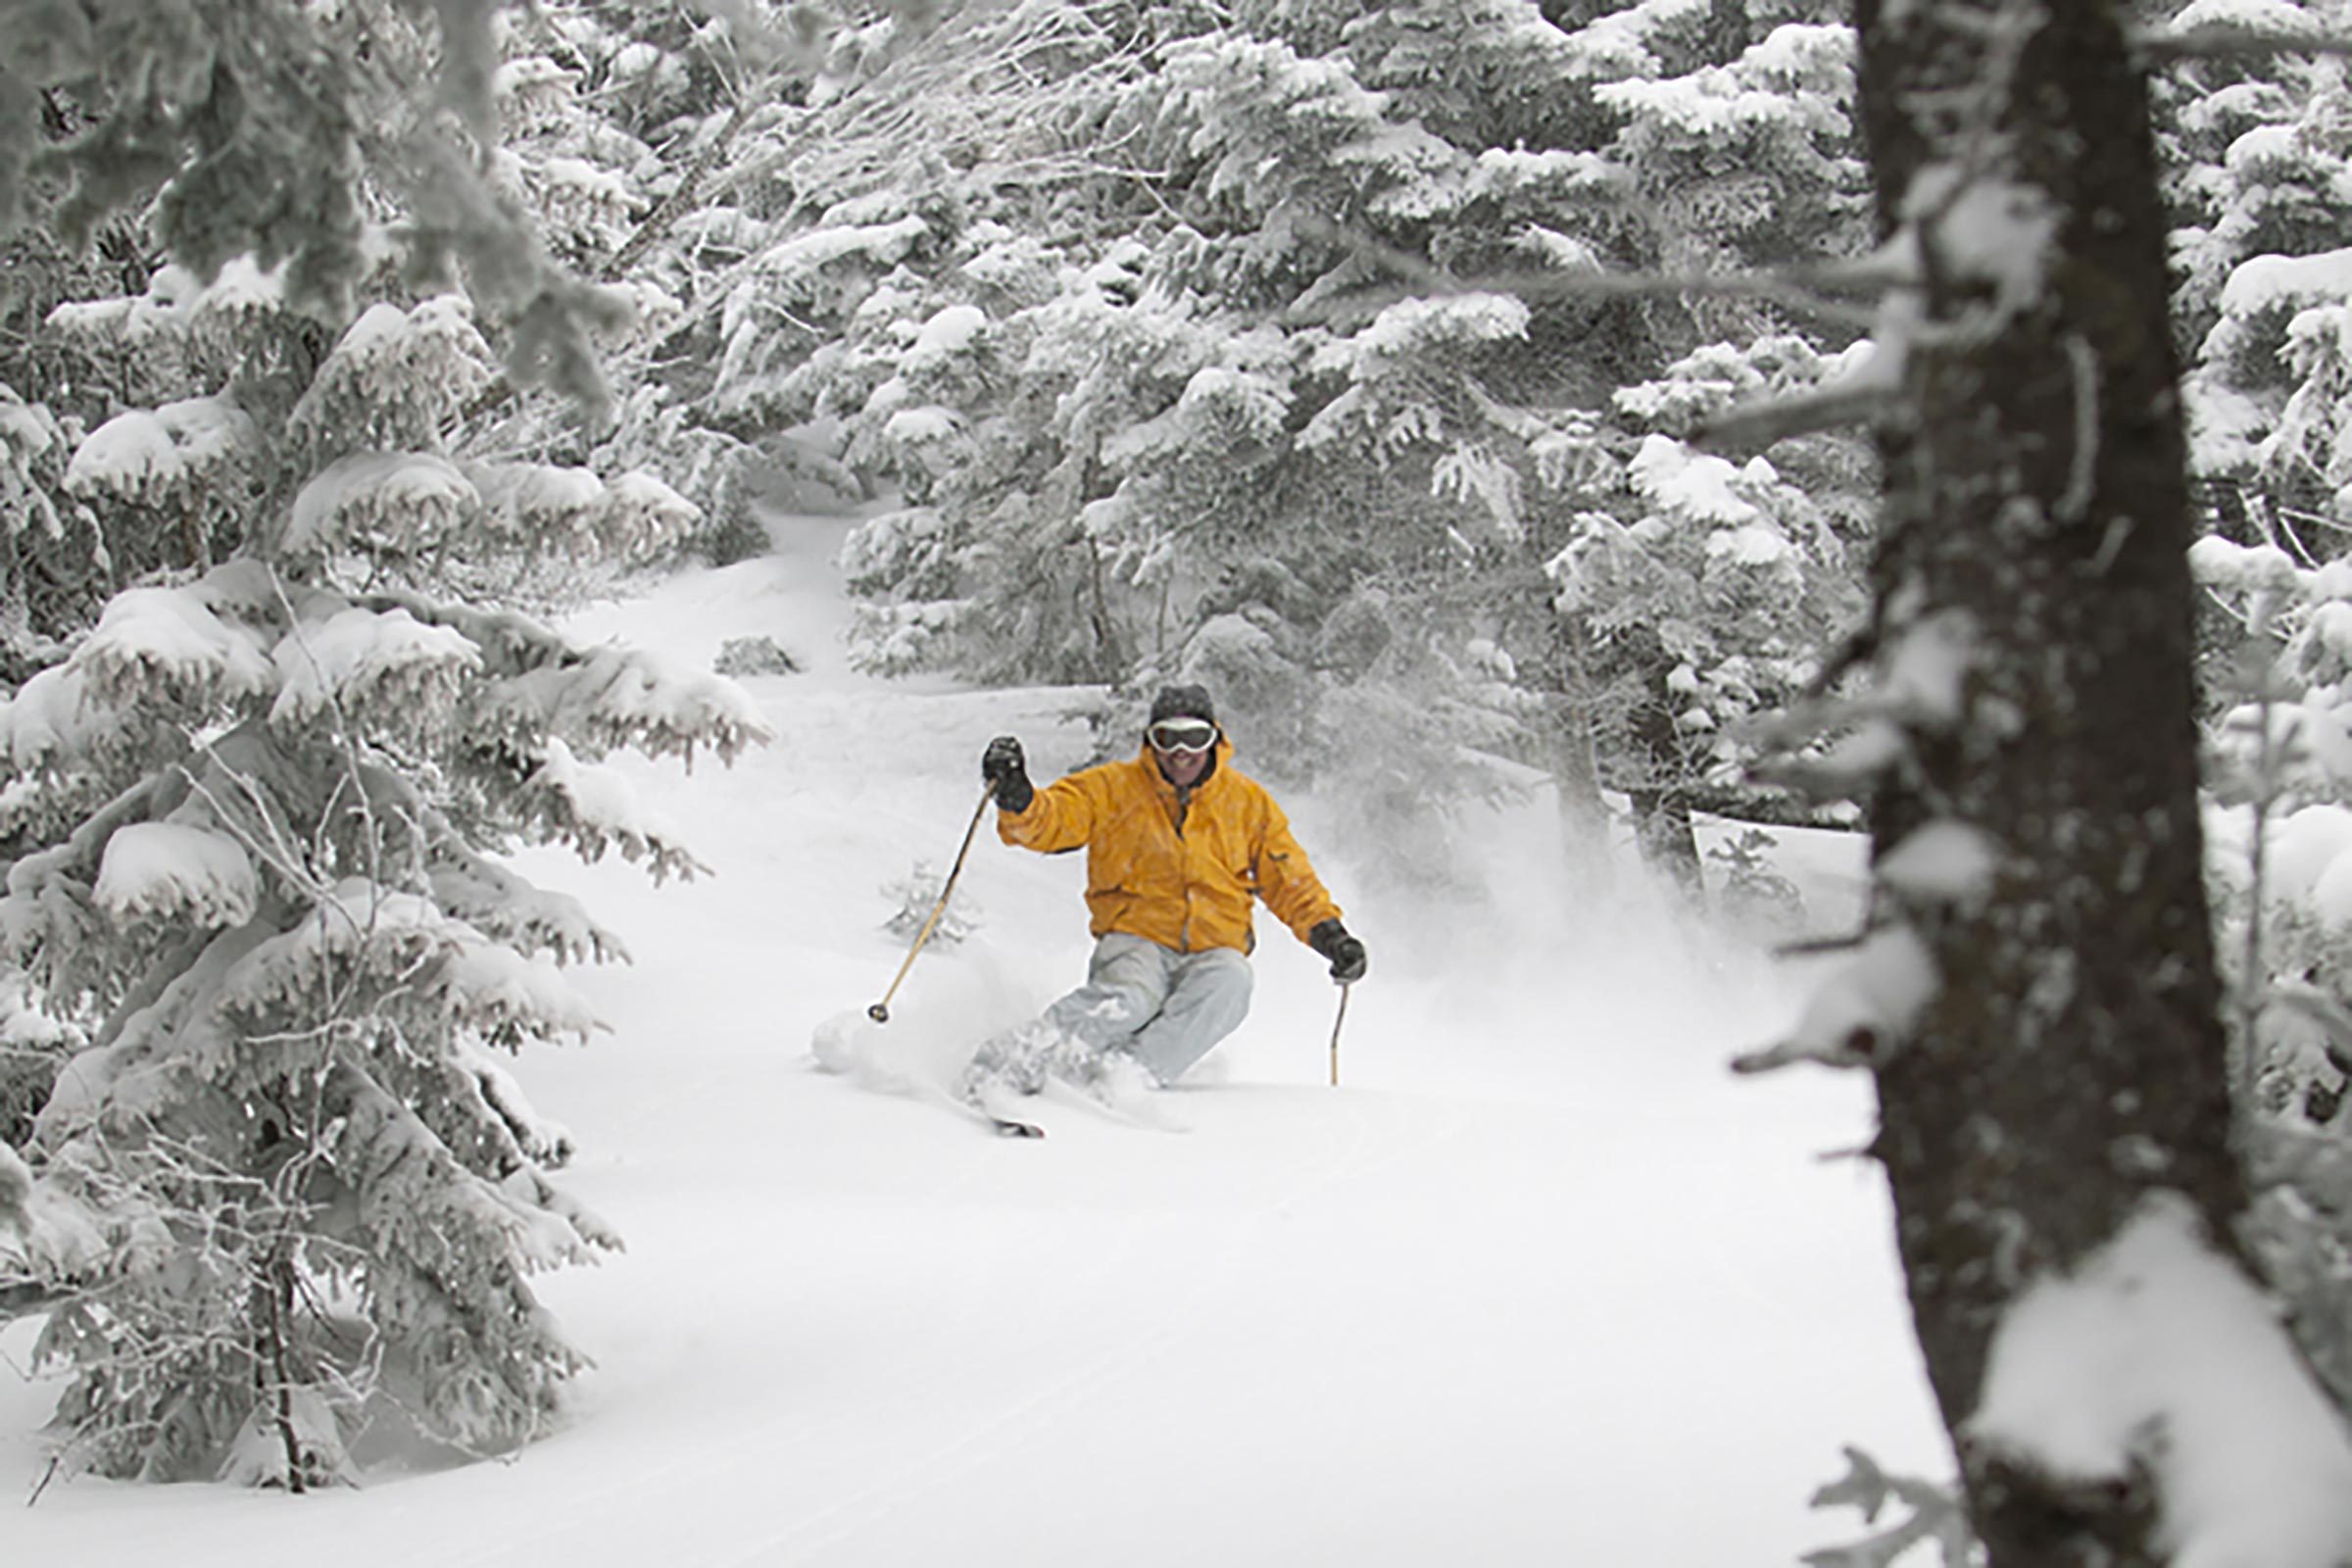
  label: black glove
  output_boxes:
[1308,918,1367,984]
[981,735,1034,813]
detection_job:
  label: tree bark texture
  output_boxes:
[1544,613,1617,900]
[1852,4,2242,1562]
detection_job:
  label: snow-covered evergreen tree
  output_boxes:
[552,0,1138,563]
[2183,525,2352,1415]
[1568,333,1872,877]
[723,1,1875,897]
[2156,2,2352,534]
[0,0,766,1485]
[256,0,1879,906]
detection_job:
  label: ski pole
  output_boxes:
[868,779,997,1023]
[1329,981,1350,1087]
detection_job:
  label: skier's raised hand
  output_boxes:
[982,735,1034,812]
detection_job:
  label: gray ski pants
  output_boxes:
[979,933,1253,1087]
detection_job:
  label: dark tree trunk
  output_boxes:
[1628,778,1703,904]
[1625,640,1705,905]
[1852,4,2243,1562]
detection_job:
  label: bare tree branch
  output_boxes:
[1286,213,1897,331]
[2131,24,2352,65]
[1691,375,1900,452]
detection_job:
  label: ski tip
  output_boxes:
[994,1118,1047,1139]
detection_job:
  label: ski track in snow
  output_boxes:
[0,511,1951,1566]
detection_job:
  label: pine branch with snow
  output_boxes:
[0,1,768,1487]
[2,681,651,1477]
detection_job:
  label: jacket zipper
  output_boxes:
[1173,782,1194,953]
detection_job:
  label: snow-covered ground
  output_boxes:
[1,511,1950,1564]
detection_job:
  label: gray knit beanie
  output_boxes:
[1147,684,1217,728]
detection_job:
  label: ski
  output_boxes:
[956,1093,1047,1140]
[917,1079,1046,1140]
[1040,1076,1186,1134]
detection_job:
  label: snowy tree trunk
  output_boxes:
[1546,698,1613,900]
[1520,580,1613,896]
[1623,630,1705,905]
[1853,3,2243,1560]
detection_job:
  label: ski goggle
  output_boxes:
[1148,719,1218,755]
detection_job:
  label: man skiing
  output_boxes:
[958,683,1367,1110]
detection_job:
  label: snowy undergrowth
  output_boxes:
[1,511,1948,1565]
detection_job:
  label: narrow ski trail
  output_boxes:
[2,512,1947,1566]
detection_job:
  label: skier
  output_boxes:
[958,683,1367,1111]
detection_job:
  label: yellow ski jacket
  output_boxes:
[997,739,1341,956]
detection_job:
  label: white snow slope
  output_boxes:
[1,512,1949,1565]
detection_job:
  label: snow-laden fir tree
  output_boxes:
[1553,332,1872,886]
[2134,0,2352,1125]
[434,0,1884,930]
[458,0,1875,901]
[2181,521,2352,1418]
[555,0,1129,564]
[2156,0,2349,343]
[2156,1,2352,540]
[730,1,1874,896]
[0,0,766,1486]
[1570,1,1866,344]
[447,0,823,565]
